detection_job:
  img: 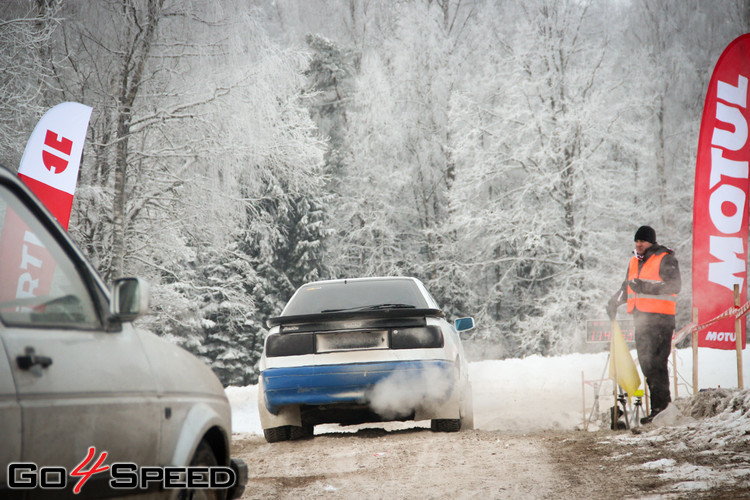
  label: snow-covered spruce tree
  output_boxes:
[304,34,359,181]
[141,188,331,387]
[140,81,329,386]
[239,193,332,327]
[147,243,260,386]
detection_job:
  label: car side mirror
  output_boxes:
[454,317,475,332]
[110,277,150,322]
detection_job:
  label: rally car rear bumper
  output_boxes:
[260,359,454,414]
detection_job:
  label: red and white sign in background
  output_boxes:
[17,102,92,229]
[693,34,750,350]
[0,102,91,309]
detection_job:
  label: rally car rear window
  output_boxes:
[281,280,429,316]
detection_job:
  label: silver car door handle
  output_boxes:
[16,346,53,370]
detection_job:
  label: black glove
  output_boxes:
[606,297,618,320]
[628,279,644,293]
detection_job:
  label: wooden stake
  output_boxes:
[612,339,618,430]
[581,371,587,431]
[735,284,744,390]
[672,342,677,399]
[692,307,699,395]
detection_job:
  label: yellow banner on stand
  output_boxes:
[609,319,641,399]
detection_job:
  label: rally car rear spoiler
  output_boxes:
[267,308,445,330]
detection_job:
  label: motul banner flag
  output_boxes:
[692,34,750,350]
[17,102,92,229]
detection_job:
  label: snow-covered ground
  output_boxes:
[225,346,750,493]
[226,346,749,435]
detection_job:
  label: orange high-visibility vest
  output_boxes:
[626,251,676,315]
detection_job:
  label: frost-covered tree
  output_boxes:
[0,0,59,169]
[4,0,750,372]
[448,0,636,355]
[331,2,458,285]
[29,0,242,281]
[2,0,328,383]
[621,0,750,326]
[153,242,260,386]
[155,28,327,384]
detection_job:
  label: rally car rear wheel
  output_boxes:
[263,425,291,443]
[290,423,314,440]
[431,418,461,432]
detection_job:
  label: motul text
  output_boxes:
[706,74,748,292]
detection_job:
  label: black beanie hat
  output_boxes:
[634,225,656,244]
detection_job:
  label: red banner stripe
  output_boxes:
[18,173,74,230]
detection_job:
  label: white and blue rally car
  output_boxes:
[257,277,475,442]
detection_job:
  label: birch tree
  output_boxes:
[36,0,226,280]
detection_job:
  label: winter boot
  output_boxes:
[640,408,663,425]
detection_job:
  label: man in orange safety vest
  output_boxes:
[607,225,681,424]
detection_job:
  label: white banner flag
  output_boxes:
[17,102,92,229]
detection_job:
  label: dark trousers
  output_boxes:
[633,311,674,413]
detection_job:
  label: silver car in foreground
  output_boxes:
[0,165,247,499]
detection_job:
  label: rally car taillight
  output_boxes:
[389,326,444,349]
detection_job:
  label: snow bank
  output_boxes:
[224,384,261,435]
